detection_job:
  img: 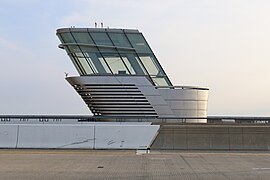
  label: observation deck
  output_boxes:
[57,27,209,121]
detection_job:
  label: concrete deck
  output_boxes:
[1,149,270,179]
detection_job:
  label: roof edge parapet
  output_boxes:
[56,27,140,34]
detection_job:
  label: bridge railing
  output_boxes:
[0,115,270,124]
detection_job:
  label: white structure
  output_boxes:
[57,28,209,122]
[0,123,159,149]
[0,27,209,150]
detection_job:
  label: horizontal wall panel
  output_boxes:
[95,125,159,149]
[87,105,153,108]
[167,101,197,110]
[197,101,208,110]
[79,92,144,95]
[171,110,198,117]
[158,89,198,100]
[17,125,95,148]
[81,96,146,99]
[152,125,270,150]
[77,90,142,93]
[137,86,161,96]
[85,101,150,106]
[0,125,18,148]
[0,123,160,149]
[93,108,155,111]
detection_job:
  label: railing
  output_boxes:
[155,86,209,91]
[1,115,270,124]
[60,43,135,51]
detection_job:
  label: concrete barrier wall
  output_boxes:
[0,125,18,148]
[17,125,95,148]
[151,125,270,150]
[3,123,269,150]
[0,124,159,149]
[95,125,158,149]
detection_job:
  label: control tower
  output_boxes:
[57,27,209,122]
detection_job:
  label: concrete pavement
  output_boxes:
[1,149,270,179]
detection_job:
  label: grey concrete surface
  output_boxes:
[151,124,270,150]
[1,150,270,179]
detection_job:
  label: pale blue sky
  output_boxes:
[0,0,269,116]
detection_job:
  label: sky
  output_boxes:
[0,0,269,116]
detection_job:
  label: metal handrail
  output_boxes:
[155,86,209,91]
[59,43,135,51]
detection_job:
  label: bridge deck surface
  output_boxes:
[1,149,270,179]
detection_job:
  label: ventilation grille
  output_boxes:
[73,84,157,117]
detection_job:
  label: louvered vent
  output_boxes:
[73,84,157,117]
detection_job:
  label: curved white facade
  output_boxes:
[67,75,208,122]
[57,27,209,123]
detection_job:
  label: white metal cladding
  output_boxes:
[66,76,209,119]
[0,123,160,149]
[67,76,158,117]
[157,88,209,118]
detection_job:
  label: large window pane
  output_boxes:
[152,77,170,86]
[68,54,83,75]
[84,53,98,73]
[139,55,164,75]
[87,53,111,74]
[74,52,84,57]
[72,32,94,44]
[77,57,93,74]
[121,54,146,75]
[90,32,113,46]
[60,33,75,43]
[67,45,81,53]
[103,54,129,75]
[126,33,152,53]
[121,56,136,75]
[108,33,131,47]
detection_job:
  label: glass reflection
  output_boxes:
[108,33,131,47]
[72,32,94,44]
[90,32,113,46]
[139,55,164,76]
[126,33,151,53]
[102,53,129,75]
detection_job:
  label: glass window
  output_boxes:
[77,57,93,74]
[60,33,75,43]
[87,52,111,74]
[83,53,97,73]
[126,33,152,53]
[74,52,84,58]
[67,45,81,53]
[139,55,164,76]
[72,32,94,44]
[80,46,99,53]
[68,54,83,75]
[90,32,113,46]
[99,57,112,74]
[121,56,136,75]
[121,54,146,75]
[152,77,170,86]
[103,53,129,75]
[108,33,131,48]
